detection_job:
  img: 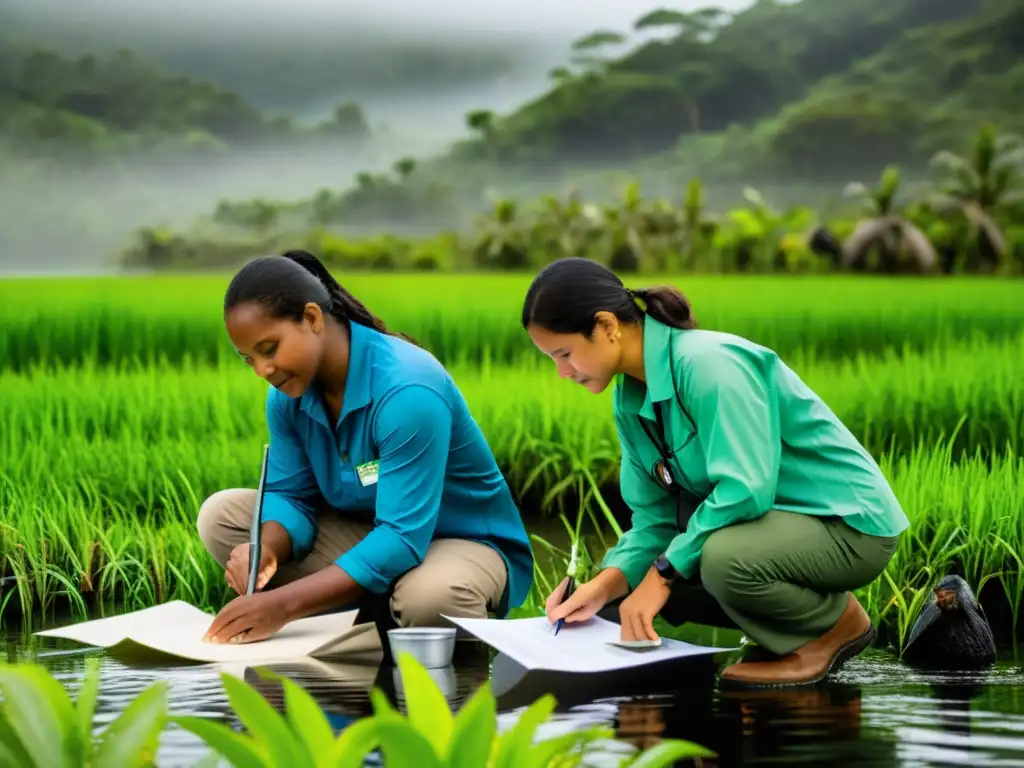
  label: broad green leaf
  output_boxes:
[491,694,557,768]
[0,664,77,768]
[92,681,169,768]
[328,718,383,768]
[280,678,335,768]
[171,715,268,768]
[368,688,402,721]
[525,726,614,767]
[374,720,445,768]
[219,672,308,766]
[445,682,497,768]
[189,752,225,768]
[74,659,102,765]
[395,652,453,757]
[0,714,34,768]
[622,738,715,767]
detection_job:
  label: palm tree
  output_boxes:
[840,165,937,273]
[927,124,1024,273]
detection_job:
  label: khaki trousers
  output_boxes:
[197,488,508,655]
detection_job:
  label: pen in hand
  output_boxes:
[553,575,576,635]
[553,540,580,636]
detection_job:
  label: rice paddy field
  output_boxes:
[1,272,1023,654]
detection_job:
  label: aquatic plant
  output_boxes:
[0,657,167,767]
[0,651,709,768]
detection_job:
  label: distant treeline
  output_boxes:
[122,126,1024,277]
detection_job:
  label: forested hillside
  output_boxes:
[444,0,1022,179]
[0,2,527,116]
[0,36,374,162]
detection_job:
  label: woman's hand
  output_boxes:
[545,577,607,626]
[225,542,278,595]
[203,592,290,644]
[618,567,671,642]
[546,568,627,627]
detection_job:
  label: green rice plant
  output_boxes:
[0,657,168,767]
[2,330,1020,522]
[3,443,1021,642]
[172,652,712,767]
[2,274,1023,370]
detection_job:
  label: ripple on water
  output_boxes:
[11,639,1024,767]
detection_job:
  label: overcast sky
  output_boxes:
[6,0,756,40]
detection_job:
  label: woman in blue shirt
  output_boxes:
[199,250,534,648]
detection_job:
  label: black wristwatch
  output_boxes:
[653,554,679,584]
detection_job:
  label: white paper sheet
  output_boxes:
[445,615,738,673]
[35,600,362,664]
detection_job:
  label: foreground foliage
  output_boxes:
[0,653,711,767]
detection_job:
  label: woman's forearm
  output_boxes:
[262,521,295,566]
[596,567,630,602]
[275,564,367,621]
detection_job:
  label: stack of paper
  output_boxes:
[445,615,737,673]
[35,600,361,664]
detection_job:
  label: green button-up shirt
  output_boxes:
[601,315,909,588]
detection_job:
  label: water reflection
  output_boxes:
[7,629,1024,766]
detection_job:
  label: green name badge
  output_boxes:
[356,460,379,487]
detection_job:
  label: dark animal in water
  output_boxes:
[901,575,996,670]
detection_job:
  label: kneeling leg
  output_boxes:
[699,509,899,687]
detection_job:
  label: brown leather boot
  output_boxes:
[717,593,875,689]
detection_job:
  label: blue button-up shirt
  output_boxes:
[260,320,535,617]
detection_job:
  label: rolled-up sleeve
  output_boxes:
[664,344,781,578]
[335,384,452,594]
[261,391,320,562]
[600,411,677,589]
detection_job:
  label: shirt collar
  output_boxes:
[616,315,678,421]
[299,319,378,428]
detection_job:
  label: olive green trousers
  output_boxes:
[599,509,900,656]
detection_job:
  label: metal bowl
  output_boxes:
[387,627,457,668]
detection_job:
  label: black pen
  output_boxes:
[553,540,580,635]
[553,575,575,635]
[246,444,270,596]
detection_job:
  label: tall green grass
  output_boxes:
[2,272,1022,647]
[3,274,1023,369]
[3,332,1020,509]
[0,331,1021,636]
[3,442,1021,650]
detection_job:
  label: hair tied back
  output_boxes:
[628,287,648,313]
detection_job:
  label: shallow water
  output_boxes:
[6,615,1024,767]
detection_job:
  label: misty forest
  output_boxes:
[1,0,1023,275]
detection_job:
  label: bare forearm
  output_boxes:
[275,564,367,622]
[261,521,295,566]
[596,567,630,602]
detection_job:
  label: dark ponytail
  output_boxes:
[629,286,697,330]
[521,257,697,336]
[224,249,420,347]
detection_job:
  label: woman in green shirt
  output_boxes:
[521,258,909,689]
